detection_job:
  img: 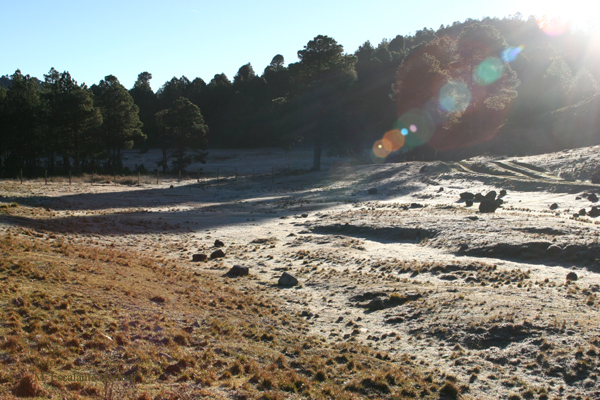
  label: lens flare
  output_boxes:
[537,15,569,36]
[439,80,471,112]
[473,57,504,86]
[372,140,391,159]
[501,46,523,63]
[382,129,406,152]
[394,109,435,149]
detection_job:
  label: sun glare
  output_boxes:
[526,1,600,33]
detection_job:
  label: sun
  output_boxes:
[524,1,600,34]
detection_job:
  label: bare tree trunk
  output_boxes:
[312,138,322,171]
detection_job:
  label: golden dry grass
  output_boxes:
[0,230,451,399]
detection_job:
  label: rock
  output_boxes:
[225,265,249,278]
[192,254,207,262]
[579,209,587,216]
[474,193,485,202]
[566,271,578,281]
[589,207,600,217]
[368,188,378,195]
[479,199,498,213]
[367,298,385,311]
[410,203,423,208]
[210,249,226,259]
[438,187,444,192]
[465,199,474,207]
[588,193,599,203]
[592,172,600,184]
[214,239,224,247]
[460,192,475,200]
[278,272,298,286]
[150,296,166,304]
[499,189,507,197]
[549,203,559,210]
[301,213,308,218]
[164,363,181,375]
[485,191,497,200]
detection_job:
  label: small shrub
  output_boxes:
[439,381,460,399]
[13,373,45,397]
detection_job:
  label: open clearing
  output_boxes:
[1,147,600,399]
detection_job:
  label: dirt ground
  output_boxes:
[2,146,600,399]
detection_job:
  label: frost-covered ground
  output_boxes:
[2,145,600,399]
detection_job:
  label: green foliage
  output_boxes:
[42,68,102,173]
[91,75,145,170]
[155,97,208,172]
[130,72,159,150]
[291,35,357,170]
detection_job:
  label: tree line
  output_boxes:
[2,14,600,177]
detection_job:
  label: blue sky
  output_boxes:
[1,0,593,91]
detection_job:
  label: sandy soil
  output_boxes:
[2,146,600,399]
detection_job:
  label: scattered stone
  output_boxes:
[485,191,497,200]
[164,363,181,375]
[368,188,378,195]
[192,254,207,262]
[210,249,226,259]
[588,193,599,203]
[499,189,507,197]
[410,203,424,208]
[438,187,444,192]
[460,192,475,200]
[214,239,224,247]
[465,199,474,207]
[169,185,174,189]
[479,199,499,213]
[579,208,587,216]
[278,272,299,286]
[224,265,249,278]
[566,271,578,281]
[367,298,385,311]
[549,203,559,210]
[589,207,600,217]
[301,213,308,218]
[150,296,166,304]
[475,193,485,202]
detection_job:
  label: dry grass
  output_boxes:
[0,231,447,399]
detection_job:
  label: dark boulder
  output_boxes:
[566,271,578,281]
[589,207,600,217]
[460,192,475,200]
[485,191,497,201]
[278,272,298,286]
[588,193,599,203]
[192,254,208,262]
[224,265,249,278]
[479,199,499,213]
[214,239,225,247]
[210,249,226,259]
